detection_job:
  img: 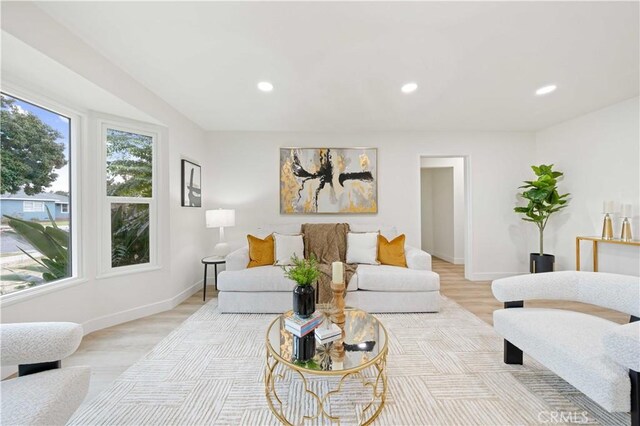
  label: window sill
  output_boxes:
[96,264,161,280]
[0,276,88,308]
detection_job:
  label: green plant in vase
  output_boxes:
[283,254,319,319]
[514,164,570,273]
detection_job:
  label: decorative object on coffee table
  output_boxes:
[602,200,617,240]
[206,208,235,256]
[181,159,201,207]
[292,333,316,362]
[265,308,388,425]
[330,261,346,363]
[280,147,377,214]
[283,254,319,318]
[514,164,570,273]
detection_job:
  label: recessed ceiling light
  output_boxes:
[257,81,274,92]
[535,84,557,96]
[401,82,418,94]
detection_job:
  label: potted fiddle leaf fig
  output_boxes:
[514,164,570,273]
[283,254,319,318]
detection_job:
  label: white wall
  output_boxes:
[420,169,435,253]
[1,4,208,338]
[205,131,536,280]
[427,168,455,262]
[535,97,640,275]
[420,157,465,264]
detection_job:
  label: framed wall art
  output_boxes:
[181,159,201,207]
[280,147,377,214]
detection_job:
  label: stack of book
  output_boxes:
[314,323,342,345]
[284,311,324,337]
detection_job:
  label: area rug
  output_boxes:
[69,297,628,425]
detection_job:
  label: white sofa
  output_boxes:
[217,225,440,313]
[0,322,90,426]
[492,271,640,424]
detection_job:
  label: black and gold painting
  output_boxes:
[280,148,377,214]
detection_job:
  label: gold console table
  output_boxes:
[575,236,640,271]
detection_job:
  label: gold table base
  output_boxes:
[265,349,387,425]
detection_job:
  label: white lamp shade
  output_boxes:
[206,209,235,228]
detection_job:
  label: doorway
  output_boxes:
[420,157,467,274]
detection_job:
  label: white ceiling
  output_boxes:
[1,32,161,125]
[36,1,639,132]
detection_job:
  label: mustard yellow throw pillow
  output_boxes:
[247,234,275,268]
[378,234,407,267]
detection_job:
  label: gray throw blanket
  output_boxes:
[301,223,357,303]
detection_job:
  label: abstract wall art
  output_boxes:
[280,147,377,214]
[181,159,201,207]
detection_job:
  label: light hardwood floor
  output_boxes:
[66,291,211,405]
[66,259,627,406]
[434,257,628,325]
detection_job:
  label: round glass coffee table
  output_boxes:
[265,308,388,425]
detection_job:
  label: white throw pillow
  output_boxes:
[346,232,379,265]
[274,233,305,266]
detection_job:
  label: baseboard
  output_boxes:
[82,280,202,335]
[453,257,464,265]
[466,272,525,281]
[432,252,456,264]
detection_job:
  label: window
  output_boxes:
[23,201,45,212]
[1,93,74,296]
[60,203,69,213]
[101,123,156,273]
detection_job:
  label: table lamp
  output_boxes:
[206,209,235,256]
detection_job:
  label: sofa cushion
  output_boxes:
[493,308,630,412]
[273,233,304,266]
[247,234,274,268]
[378,234,407,267]
[346,232,379,265]
[218,266,358,292]
[349,224,398,239]
[356,265,439,292]
[255,224,302,238]
[218,267,295,292]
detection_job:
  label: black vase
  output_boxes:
[530,253,555,273]
[293,284,315,319]
[293,333,316,362]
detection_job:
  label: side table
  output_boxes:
[575,236,640,271]
[201,256,226,301]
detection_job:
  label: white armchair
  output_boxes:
[492,271,640,425]
[1,322,90,426]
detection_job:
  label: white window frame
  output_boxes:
[60,203,69,213]
[98,120,158,277]
[23,201,45,212]
[0,85,85,305]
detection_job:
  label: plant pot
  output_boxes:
[530,253,555,273]
[293,333,316,362]
[293,284,315,319]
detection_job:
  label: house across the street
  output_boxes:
[0,190,70,222]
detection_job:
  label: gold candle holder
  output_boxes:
[330,281,346,361]
[621,218,633,242]
[601,213,614,240]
